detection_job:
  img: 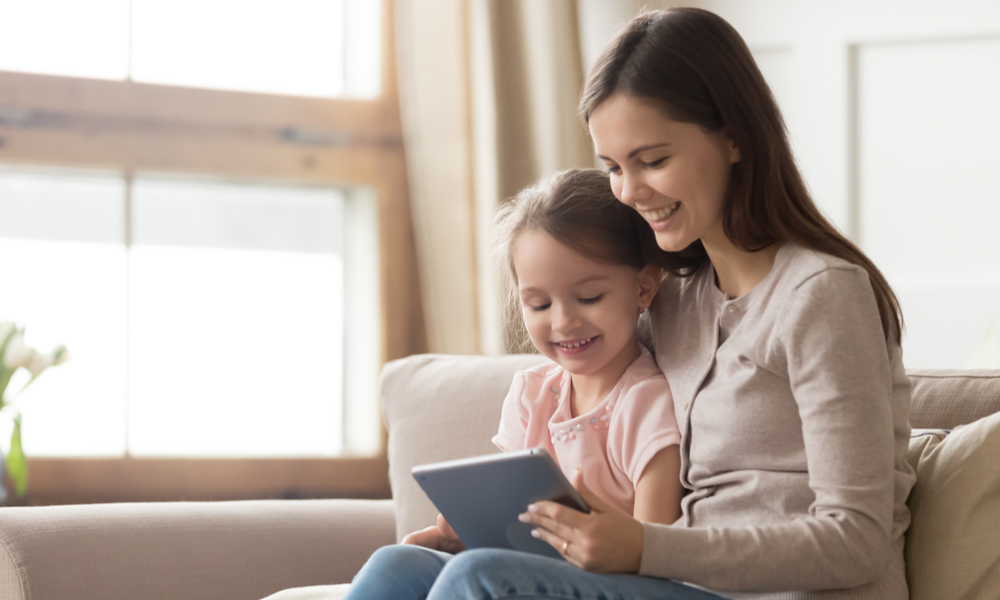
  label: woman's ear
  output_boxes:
[725,133,741,164]
[637,265,662,309]
[716,129,740,164]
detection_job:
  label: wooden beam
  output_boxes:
[0,71,401,135]
[9,456,391,506]
[0,126,400,184]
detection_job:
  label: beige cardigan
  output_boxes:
[643,243,915,600]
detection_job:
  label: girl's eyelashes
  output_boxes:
[525,295,602,310]
[604,164,621,175]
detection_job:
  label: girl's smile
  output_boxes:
[553,335,599,354]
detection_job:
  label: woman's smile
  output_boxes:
[638,202,681,230]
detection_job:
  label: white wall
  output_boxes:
[577,0,1000,368]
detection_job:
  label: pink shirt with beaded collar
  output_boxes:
[492,345,681,516]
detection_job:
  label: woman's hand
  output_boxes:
[400,513,467,553]
[520,468,645,572]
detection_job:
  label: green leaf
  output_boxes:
[7,414,28,498]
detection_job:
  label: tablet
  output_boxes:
[411,448,589,560]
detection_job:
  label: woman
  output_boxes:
[349,7,915,599]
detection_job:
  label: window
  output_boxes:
[0,0,424,504]
[0,0,380,98]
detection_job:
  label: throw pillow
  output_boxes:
[905,413,1000,600]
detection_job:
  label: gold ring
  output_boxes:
[562,540,569,553]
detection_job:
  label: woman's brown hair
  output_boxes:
[493,168,665,352]
[579,8,903,340]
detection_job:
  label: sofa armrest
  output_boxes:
[0,499,395,600]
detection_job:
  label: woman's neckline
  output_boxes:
[708,241,793,304]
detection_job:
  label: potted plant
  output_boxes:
[0,322,69,503]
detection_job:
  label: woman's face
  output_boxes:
[588,93,740,253]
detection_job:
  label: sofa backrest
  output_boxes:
[380,354,1000,542]
[909,369,1000,429]
[381,353,546,541]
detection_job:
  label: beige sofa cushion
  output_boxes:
[905,413,1000,600]
[380,353,546,541]
[260,584,350,600]
[0,499,396,600]
[909,369,1000,429]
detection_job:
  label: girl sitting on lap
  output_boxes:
[345,168,685,598]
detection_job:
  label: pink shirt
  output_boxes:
[492,346,681,516]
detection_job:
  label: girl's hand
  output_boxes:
[400,513,467,553]
[520,468,645,572]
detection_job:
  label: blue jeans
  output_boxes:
[344,545,725,600]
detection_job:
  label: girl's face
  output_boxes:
[588,93,741,253]
[513,229,659,380]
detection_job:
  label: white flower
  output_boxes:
[27,351,53,377]
[2,332,35,370]
[50,345,70,367]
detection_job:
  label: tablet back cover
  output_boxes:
[412,449,583,559]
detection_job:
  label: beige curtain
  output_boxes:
[395,0,594,355]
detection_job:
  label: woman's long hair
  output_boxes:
[579,8,902,340]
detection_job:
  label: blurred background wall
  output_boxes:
[403,0,1000,371]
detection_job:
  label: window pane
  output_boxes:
[0,0,129,80]
[128,177,345,456]
[0,0,380,99]
[0,168,127,456]
[131,0,348,98]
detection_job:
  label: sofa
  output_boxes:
[1,353,998,600]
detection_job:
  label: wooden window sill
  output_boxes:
[6,455,391,506]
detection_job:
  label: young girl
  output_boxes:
[491,167,682,527]
[344,168,686,598]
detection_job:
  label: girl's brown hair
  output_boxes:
[579,8,902,340]
[493,168,665,352]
